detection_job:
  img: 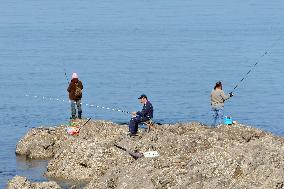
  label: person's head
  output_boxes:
[214,81,222,90]
[138,94,148,104]
[72,73,78,79]
[71,73,79,82]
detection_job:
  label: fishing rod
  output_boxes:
[64,69,70,85]
[78,117,92,131]
[113,144,143,160]
[113,144,160,159]
[232,35,282,93]
[232,51,267,92]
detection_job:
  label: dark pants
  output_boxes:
[129,116,150,134]
[71,100,82,118]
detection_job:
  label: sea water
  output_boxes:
[1,0,284,187]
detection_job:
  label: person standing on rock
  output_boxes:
[128,94,154,136]
[67,73,83,119]
[211,81,233,127]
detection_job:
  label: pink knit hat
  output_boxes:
[72,73,78,79]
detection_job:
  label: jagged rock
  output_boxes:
[6,176,61,189]
[16,127,66,159]
[44,120,126,181]
[14,120,284,188]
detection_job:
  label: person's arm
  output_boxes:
[220,91,230,101]
[136,110,142,116]
[137,103,151,117]
[80,81,83,90]
[67,83,72,92]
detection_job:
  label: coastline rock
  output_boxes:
[14,120,284,188]
[44,120,126,181]
[16,126,66,159]
[6,176,61,189]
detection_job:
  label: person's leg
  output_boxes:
[217,107,224,125]
[70,100,76,119]
[76,100,82,119]
[129,116,142,135]
[211,107,218,127]
[129,118,136,134]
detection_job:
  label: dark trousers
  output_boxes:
[71,100,82,118]
[129,116,150,134]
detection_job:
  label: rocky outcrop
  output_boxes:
[14,120,284,188]
[6,176,61,189]
[44,120,126,181]
[16,126,66,159]
[85,123,284,189]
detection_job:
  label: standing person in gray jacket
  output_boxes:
[211,81,233,127]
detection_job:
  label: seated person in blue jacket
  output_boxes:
[129,94,154,136]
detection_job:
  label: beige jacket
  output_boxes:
[211,88,230,108]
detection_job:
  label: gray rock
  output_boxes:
[16,127,66,159]
[6,176,61,189]
[14,120,284,188]
[44,120,126,181]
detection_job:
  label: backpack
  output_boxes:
[75,83,82,98]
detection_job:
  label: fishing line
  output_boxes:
[25,94,163,125]
[24,94,131,114]
[232,35,283,92]
[64,69,70,85]
[62,70,130,113]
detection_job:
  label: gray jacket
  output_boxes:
[211,89,230,108]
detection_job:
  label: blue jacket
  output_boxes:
[136,101,153,119]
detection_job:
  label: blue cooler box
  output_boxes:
[224,116,233,125]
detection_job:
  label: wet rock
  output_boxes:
[6,176,61,189]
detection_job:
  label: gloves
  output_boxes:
[229,92,234,97]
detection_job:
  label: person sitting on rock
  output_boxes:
[67,73,83,119]
[211,81,233,127]
[128,94,154,136]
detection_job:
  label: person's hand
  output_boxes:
[131,112,137,117]
[229,92,234,97]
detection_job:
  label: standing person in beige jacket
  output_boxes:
[211,81,233,127]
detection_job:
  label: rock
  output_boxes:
[44,120,127,181]
[16,127,66,159]
[6,176,61,189]
[14,120,284,188]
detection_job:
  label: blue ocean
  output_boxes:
[1,0,284,187]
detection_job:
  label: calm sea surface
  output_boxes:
[1,0,284,187]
